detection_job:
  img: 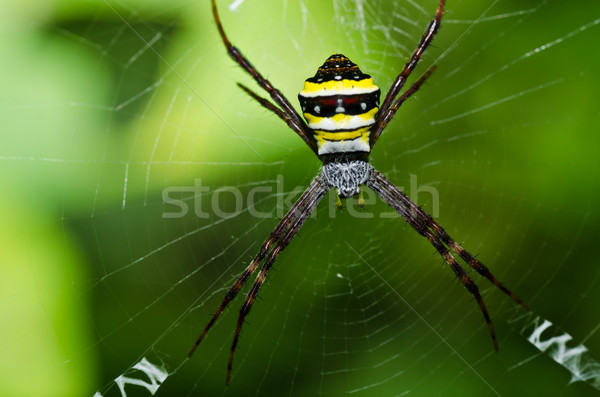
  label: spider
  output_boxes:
[190,0,529,384]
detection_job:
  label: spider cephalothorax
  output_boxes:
[322,153,372,198]
[191,0,529,385]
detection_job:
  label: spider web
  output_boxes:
[2,0,600,396]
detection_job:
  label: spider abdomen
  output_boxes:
[298,54,380,155]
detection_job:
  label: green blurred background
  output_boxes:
[1,0,599,396]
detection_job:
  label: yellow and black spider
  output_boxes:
[190,0,529,384]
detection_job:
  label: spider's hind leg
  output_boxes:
[211,0,317,154]
[237,83,316,152]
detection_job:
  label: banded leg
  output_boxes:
[189,174,330,358]
[371,0,445,146]
[370,65,436,147]
[367,169,528,351]
[225,174,330,384]
[188,188,321,356]
[188,244,270,358]
[370,169,528,309]
[211,0,317,153]
[377,0,444,117]
[423,227,498,351]
[237,83,311,142]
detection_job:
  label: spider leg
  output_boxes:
[188,174,329,358]
[377,0,444,117]
[371,0,445,147]
[367,168,528,350]
[394,191,529,309]
[224,175,329,384]
[188,195,320,357]
[211,0,317,154]
[237,83,313,144]
[370,169,528,310]
[188,174,330,383]
[424,227,498,351]
[188,242,272,358]
[370,65,436,147]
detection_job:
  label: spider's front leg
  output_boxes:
[366,168,528,351]
[189,174,330,384]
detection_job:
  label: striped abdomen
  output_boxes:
[298,54,380,155]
